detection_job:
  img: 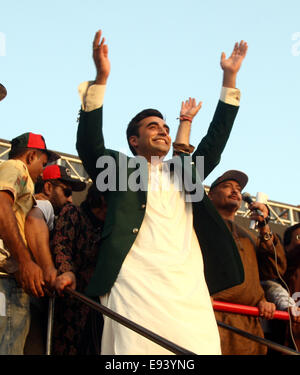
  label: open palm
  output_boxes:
[93,30,111,84]
[180,97,202,120]
[220,41,248,74]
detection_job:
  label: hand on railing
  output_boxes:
[257,300,276,320]
[54,271,76,296]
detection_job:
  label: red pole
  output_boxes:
[213,300,290,321]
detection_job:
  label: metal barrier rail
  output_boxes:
[64,287,196,355]
[59,287,300,356]
[217,321,299,356]
[213,300,290,320]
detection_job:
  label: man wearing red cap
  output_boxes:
[25,164,86,290]
[23,164,86,354]
[0,132,59,355]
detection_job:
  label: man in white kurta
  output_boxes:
[79,89,239,356]
[77,31,247,355]
[100,162,221,354]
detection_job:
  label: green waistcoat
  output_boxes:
[76,101,244,297]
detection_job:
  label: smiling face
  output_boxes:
[129,116,171,161]
[208,179,242,213]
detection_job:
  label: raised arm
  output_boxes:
[221,40,248,88]
[193,41,248,178]
[76,30,112,181]
[173,98,202,154]
[93,30,111,85]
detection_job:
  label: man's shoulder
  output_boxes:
[0,159,28,175]
[35,199,53,213]
[0,159,32,198]
[58,203,80,219]
[35,199,55,230]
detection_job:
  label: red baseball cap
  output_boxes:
[42,164,86,192]
[10,132,60,163]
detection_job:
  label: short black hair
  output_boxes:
[8,147,46,160]
[34,178,60,194]
[126,108,164,155]
[283,223,300,247]
[8,147,29,160]
[34,176,45,194]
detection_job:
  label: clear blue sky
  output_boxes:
[1,0,299,205]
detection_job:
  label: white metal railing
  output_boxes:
[237,198,300,227]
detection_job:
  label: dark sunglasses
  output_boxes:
[50,181,72,198]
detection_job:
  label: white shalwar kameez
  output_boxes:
[100,163,221,355]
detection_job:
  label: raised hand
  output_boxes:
[93,30,110,84]
[174,98,202,148]
[180,97,202,121]
[221,41,248,74]
[220,40,248,88]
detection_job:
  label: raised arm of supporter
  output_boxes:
[173,98,202,155]
[174,41,247,154]
[25,207,57,290]
[0,191,45,297]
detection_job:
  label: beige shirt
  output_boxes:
[0,159,35,274]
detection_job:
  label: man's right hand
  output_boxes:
[43,266,57,291]
[54,271,76,296]
[14,259,45,298]
[93,30,110,85]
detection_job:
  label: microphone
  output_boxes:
[242,192,264,229]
